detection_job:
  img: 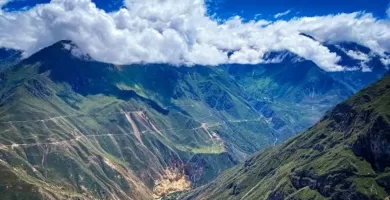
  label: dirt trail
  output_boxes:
[0,109,267,150]
[0,114,84,124]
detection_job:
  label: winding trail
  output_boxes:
[0,110,272,149]
[0,114,85,124]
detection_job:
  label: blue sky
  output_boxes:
[3,0,390,19]
[208,0,390,20]
[1,0,390,71]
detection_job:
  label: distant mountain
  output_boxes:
[300,33,389,90]
[326,42,389,92]
[0,47,21,71]
[0,39,388,199]
[182,74,390,200]
[223,53,353,141]
[221,38,389,144]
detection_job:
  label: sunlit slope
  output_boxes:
[0,41,277,199]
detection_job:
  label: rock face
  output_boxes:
[353,116,390,172]
[183,75,390,200]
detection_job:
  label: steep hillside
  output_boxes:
[0,41,278,199]
[183,74,390,200]
[0,40,388,200]
[223,41,389,142]
[224,53,352,138]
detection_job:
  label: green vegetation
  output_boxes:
[0,41,279,199]
[183,75,390,200]
[0,41,388,199]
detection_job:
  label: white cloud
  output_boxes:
[336,45,370,61]
[0,0,10,7]
[335,45,376,71]
[344,50,370,61]
[62,41,92,60]
[387,7,390,18]
[0,0,10,14]
[381,57,390,67]
[274,10,291,19]
[0,0,389,72]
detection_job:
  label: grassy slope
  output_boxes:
[0,41,279,199]
[183,75,390,200]
[224,60,355,143]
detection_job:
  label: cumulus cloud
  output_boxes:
[274,10,291,19]
[0,0,389,71]
[381,57,390,66]
[344,50,370,61]
[0,0,9,7]
[0,0,10,13]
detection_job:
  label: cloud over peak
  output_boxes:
[0,0,389,71]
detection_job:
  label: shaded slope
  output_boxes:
[326,42,389,92]
[300,33,389,91]
[184,74,390,200]
[223,54,354,140]
[0,47,21,71]
[223,42,389,144]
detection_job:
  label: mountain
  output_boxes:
[182,74,390,200]
[326,42,389,92]
[0,40,285,199]
[223,53,353,139]
[0,40,388,200]
[300,33,389,91]
[221,38,389,143]
[0,47,21,71]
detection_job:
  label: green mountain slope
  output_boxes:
[183,74,390,200]
[224,45,389,143]
[223,54,354,141]
[0,40,388,200]
[0,41,280,199]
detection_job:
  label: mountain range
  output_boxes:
[182,73,390,200]
[0,38,388,199]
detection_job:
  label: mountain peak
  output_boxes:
[57,39,74,44]
[262,50,305,64]
[60,40,92,60]
[25,40,92,64]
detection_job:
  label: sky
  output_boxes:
[2,0,390,18]
[0,0,390,71]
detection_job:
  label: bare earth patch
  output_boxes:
[153,167,191,199]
